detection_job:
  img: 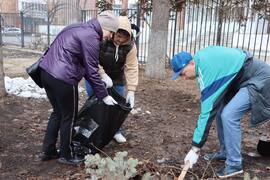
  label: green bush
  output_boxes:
[85,151,139,180]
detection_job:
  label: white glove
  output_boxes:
[101,73,113,88]
[126,91,135,108]
[184,146,200,168]
[102,95,118,106]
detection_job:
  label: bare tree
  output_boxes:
[96,0,114,11]
[20,1,67,47]
[0,0,6,97]
[138,0,184,79]
[0,0,3,11]
[0,46,6,98]
[45,0,67,46]
[252,0,270,33]
[145,0,170,79]
[116,0,128,15]
[79,0,96,10]
[121,0,128,11]
[82,0,88,9]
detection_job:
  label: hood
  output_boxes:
[113,16,133,62]
[118,16,132,43]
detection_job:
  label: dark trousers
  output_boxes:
[40,69,78,159]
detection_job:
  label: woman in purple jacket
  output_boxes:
[38,11,119,165]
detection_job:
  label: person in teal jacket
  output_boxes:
[171,46,270,178]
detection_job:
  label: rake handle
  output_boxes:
[178,161,190,180]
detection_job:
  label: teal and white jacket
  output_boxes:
[192,46,246,148]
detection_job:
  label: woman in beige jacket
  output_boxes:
[85,16,139,143]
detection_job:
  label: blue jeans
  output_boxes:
[84,80,125,134]
[216,87,251,167]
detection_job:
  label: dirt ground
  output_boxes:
[1,48,270,179]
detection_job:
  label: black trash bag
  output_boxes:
[257,139,270,156]
[73,88,132,155]
[73,118,99,155]
[73,141,92,157]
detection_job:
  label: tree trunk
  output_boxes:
[0,46,6,98]
[145,0,170,79]
[216,1,224,45]
[121,0,128,11]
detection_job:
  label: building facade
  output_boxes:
[0,0,19,13]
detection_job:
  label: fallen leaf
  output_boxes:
[19,170,28,175]
[12,118,20,122]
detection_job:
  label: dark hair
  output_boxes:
[117,29,130,37]
[131,24,140,34]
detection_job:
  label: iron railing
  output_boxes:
[81,2,269,63]
[1,0,269,64]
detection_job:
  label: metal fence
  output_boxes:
[0,3,81,50]
[0,13,22,47]
[1,0,269,63]
[81,3,269,63]
[168,0,270,63]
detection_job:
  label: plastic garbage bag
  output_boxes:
[73,88,132,155]
[257,139,270,156]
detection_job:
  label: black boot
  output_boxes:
[39,150,60,161]
[57,155,84,166]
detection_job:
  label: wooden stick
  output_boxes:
[178,161,190,180]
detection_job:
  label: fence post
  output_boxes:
[20,11,25,48]
[47,11,50,47]
[136,4,141,57]
[0,14,2,46]
[172,10,178,57]
[81,10,85,22]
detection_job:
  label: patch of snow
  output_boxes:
[4,76,84,99]
[5,77,47,99]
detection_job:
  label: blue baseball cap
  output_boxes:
[170,51,193,80]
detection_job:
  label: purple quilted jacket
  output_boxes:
[39,19,107,100]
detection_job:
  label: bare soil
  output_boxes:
[1,48,270,179]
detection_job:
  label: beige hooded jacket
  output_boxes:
[99,16,139,92]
